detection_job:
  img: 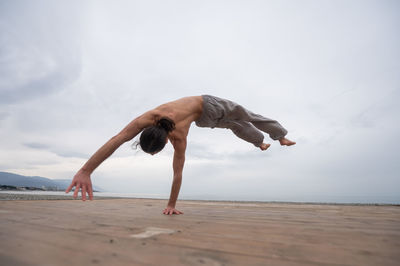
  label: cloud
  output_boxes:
[0,1,399,202]
[0,112,9,121]
[23,142,89,158]
[23,142,49,150]
[0,0,83,104]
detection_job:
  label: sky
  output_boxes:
[1,0,399,203]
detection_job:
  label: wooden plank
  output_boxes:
[0,199,399,265]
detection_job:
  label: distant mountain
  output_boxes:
[0,172,103,191]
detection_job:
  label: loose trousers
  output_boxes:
[195,95,288,147]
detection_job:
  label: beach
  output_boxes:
[0,194,399,266]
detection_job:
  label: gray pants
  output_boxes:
[195,95,288,147]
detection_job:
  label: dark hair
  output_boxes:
[139,117,175,154]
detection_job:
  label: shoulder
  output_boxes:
[168,131,187,152]
[136,109,161,126]
[123,109,159,134]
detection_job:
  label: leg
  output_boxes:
[227,121,270,150]
[251,120,288,141]
[221,101,288,141]
[206,95,295,145]
[228,105,295,145]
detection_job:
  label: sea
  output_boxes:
[0,190,399,204]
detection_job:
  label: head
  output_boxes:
[139,117,175,154]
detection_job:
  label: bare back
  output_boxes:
[151,96,203,142]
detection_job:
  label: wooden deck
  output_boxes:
[1,198,399,265]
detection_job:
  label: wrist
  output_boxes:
[80,167,92,175]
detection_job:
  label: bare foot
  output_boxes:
[260,143,271,151]
[279,137,296,146]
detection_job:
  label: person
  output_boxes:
[65,95,295,215]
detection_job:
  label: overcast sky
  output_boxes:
[1,0,399,203]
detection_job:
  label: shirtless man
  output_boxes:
[66,95,295,215]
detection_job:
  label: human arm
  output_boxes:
[163,138,186,215]
[66,113,154,200]
[65,134,130,201]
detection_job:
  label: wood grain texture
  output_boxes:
[0,199,399,266]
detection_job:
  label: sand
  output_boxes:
[0,195,399,266]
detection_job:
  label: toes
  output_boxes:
[260,143,271,150]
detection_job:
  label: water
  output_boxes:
[0,190,399,204]
[0,191,167,199]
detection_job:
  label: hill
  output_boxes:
[0,172,102,191]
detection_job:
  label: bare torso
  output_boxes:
[148,96,203,143]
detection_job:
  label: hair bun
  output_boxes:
[156,117,175,132]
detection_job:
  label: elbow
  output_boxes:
[173,174,182,183]
[111,133,129,145]
[114,131,133,143]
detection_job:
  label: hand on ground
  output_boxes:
[65,169,93,201]
[163,206,184,215]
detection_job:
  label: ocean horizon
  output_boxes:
[0,190,399,205]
